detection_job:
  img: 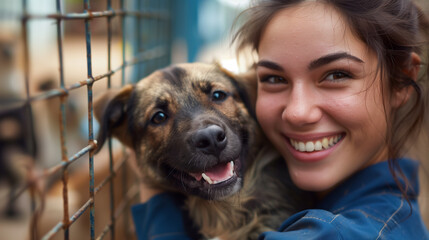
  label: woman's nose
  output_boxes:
[282,84,322,127]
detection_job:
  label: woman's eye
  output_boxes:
[151,111,168,125]
[324,71,351,82]
[212,90,228,102]
[260,75,286,84]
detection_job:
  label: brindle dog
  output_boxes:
[94,62,308,240]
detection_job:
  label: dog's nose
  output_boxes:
[193,125,227,156]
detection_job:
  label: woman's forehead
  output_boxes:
[259,2,374,65]
[263,2,346,38]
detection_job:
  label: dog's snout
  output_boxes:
[192,125,227,156]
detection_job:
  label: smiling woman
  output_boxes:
[255,2,391,192]
[231,0,429,238]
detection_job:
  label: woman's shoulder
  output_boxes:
[262,159,429,239]
[266,196,428,239]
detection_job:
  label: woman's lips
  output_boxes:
[284,133,345,162]
[290,134,344,152]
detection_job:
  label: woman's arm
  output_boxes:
[129,150,198,240]
[132,193,195,240]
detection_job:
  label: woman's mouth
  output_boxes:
[289,133,344,153]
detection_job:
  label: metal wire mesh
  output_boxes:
[0,0,172,239]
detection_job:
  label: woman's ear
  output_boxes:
[405,52,421,80]
[391,52,421,108]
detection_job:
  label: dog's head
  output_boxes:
[94,62,259,200]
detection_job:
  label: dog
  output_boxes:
[94,62,309,239]
[0,33,38,219]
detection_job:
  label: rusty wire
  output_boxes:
[1,0,172,239]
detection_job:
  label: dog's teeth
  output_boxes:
[201,161,235,185]
[229,161,234,176]
[202,173,214,184]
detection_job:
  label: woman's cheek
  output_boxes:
[256,92,277,126]
[255,91,286,146]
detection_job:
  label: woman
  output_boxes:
[132,0,429,239]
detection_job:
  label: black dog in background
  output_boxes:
[0,35,37,218]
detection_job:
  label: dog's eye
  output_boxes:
[212,90,228,102]
[151,111,168,125]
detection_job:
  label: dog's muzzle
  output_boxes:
[191,125,227,157]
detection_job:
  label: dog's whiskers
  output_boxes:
[187,155,198,169]
[180,172,187,190]
[166,166,177,178]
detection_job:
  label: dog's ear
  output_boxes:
[235,66,258,108]
[94,84,134,152]
[216,63,258,119]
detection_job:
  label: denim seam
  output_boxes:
[375,198,404,240]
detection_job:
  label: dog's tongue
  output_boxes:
[189,161,234,184]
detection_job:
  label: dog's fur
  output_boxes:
[94,62,308,239]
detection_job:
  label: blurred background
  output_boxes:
[0,0,428,240]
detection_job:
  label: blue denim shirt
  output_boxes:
[131,159,429,240]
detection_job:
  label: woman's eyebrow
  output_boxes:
[256,52,364,72]
[308,52,364,70]
[256,60,284,71]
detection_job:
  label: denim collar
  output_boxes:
[317,158,420,211]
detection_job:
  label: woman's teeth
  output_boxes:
[290,134,342,152]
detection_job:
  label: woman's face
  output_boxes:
[256,2,391,192]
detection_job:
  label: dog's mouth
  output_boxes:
[188,160,235,185]
[163,157,242,200]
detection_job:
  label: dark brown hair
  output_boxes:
[233,0,429,199]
